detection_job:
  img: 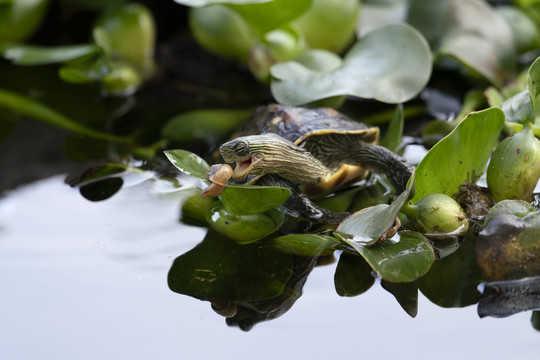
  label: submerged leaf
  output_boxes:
[337,231,435,283]
[271,23,432,105]
[412,108,505,203]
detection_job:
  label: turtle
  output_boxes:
[205,104,414,223]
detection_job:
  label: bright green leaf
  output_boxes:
[2,44,98,65]
[411,108,505,203]
[271,23,432,105]
[220,184,290,215]
[500,89,534,125]
[173,0,272,6]
[527,55,540,105]
[163,149,210,179]
[338,231,435,283]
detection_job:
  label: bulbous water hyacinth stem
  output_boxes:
[401,193,469,237]
[487,122,540,202]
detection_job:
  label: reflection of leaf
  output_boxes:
[164,149,210,179]
[418,233,482,308]
[381,280,418,318]
[2,44,98,65]
[411,108,505,203]
[168,231,293,301]
[162,108,250,143]
[336,172,415,245]
[334,252,374,297]
[478,276,540,318]
[337,231,435,283]
[271,23,432,105]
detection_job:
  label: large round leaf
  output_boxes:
[270,23,432,105]
[220,184,290,215]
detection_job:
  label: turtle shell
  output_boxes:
[236,104,380,195]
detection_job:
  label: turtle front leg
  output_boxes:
[258,175,349,224]
[353,145,413,193]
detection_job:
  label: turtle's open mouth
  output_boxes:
[232,157,254,180]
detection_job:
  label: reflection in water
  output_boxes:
[478,276,540,318]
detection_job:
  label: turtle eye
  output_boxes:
[233,140,249,156]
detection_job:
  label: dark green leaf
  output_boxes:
[79,177,124,201]
[164,149,210,179]
[271,23,432,105]
[334,252,374,297]
[220,184,291,215]
[168,230,293,302]
[532,311,540,331]
[162,109,250,143]
[0,89,132,143]
[380,104,404,152]
[2,44,99,65]
[337,231,435,283]
[412,108,505,203]
[272,234,340,257]
[418,233,482,308]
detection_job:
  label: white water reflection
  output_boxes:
[0,176,538,360]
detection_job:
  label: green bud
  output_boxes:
[205,206,284,244]
[93,3,156,78]
[482,199,536,229]
[402,193,469,237]
[0,0,49,43]
[189,5,254,62]
[487,125,540,202]
[101,65,141,95]
[293,0,359,53]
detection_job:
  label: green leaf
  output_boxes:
[163,149,210,179]
[498,6,540,54]
[418,233,482,308]
[380,104,404,152]
[173,0,272,6]
[2,44,98,66]
[271,234,340,257]
[270,23,432,105]
[336,172,415,245]
[162,108,251,143]
[220,184,290,215]
[381,280,418,318]
[229,0,312,34]
[168,230,293,301]
[411,108,505,203]
[0,89,132,143]
[337,231,435,283]
[527,55,540,106]
[500,90,535,125]
[334,252,375,297]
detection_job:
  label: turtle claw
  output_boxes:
[379,216,401,242]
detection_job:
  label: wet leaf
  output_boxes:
[206,206,284,243]
[220,184,291,215]
[380,104,404,152]
[411,108,505,203]
[162,109,251,143]
[337,231,435,283]
[168,230,293,302]
[418,233,482,308]
[336,172,414,245]
[483,199,536,229]
[164,149,210,179]
[478,276,540,318]
[2,44,99,65]
[334,252,374,297]
[271,23,432,105]
[476,211,540,281]
[381,280,418,318]
[271,234,340,257]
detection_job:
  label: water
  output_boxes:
[0,176,538,360]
